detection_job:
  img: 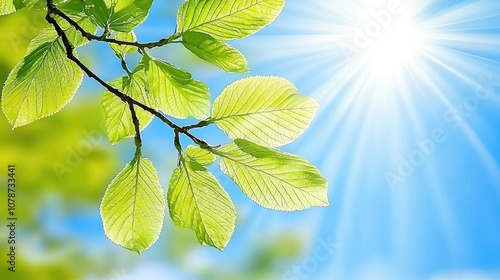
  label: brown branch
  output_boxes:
[46,0,212,150]
[49,5,180,50]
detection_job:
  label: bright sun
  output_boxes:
[365,20,422,77]
[347,1,427,79]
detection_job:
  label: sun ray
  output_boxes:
[239,0,500,277]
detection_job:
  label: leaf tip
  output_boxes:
[310,97,321,109]
[320,198,331,207]
[10,119,29,130]
[9,121,20,130]
[132,248,143,255]
[215,245,226,252]
[211,238,230,251]
[239,67,250,73]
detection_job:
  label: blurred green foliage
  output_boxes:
[0,9,47,85]
[200,235,304,280]
[0,8,121,280]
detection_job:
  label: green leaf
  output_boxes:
[110,31,137,58]
[185,145,216,166]
[1,0,16,16]
[182,31,248,73]
[28,14,97,53]
[1,40,83,128]
[1,6,94,129]
[108,0,154,32]
[84,0,154,32]
[102,72,156,144]
[218,139,329,211]
[211,76,319,148]
[13,0,44,10]
[168,159,236,250]
[1,0,49,15]
[100,155,165,253]
[83,0,109,27]
[177,0,285,40]
[57,0,86,15]
[141,56,210,120]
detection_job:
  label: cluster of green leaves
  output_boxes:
[1,0,329,252]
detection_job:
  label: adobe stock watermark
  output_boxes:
[385,74,500,191]
[339,0,404,61]
[282,235,338,280]
[51,122,107,182]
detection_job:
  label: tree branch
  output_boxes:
[46,0,213,151]
[182,120,212,130]
[49,5,179,50]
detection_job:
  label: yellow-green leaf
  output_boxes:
[142,56,210,120]
[182,31,248,73]
[211,76,319,148]
[185,145,216,166]
[100,156,165,253]
[0,0,16,16]
[218,139,329,211]
[110,31,137,57]
[168,160,236,250]
[1,0,47,15]
[84,0,153,32]
[177,0,285,40]
[102,72,156,144]
[1,40,83,128]
[27,15,97,53]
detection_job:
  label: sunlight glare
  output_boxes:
[364,18,423,77]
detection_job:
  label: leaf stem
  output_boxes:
[119,56,132,76]
[128,102,142,157]
[173,129,183,166]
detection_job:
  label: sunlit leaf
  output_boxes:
[100,155,165,253]
[218,139,329,211]
[3,0,45,14]
[211,76,319,148]
[110,31,137,57]
[1,40,83,128]
[1,6,94,129]
[102,72,156,144]
[185,145,216,166]
[84,0,153,32]
[177,0,285,40]
[27,14,97,53]
[1,0,84,15]
[83,0,109,27]
[57,0,86,15]
[182,31,248,73]
[141,55,210,120]
[168,159,236,250]
[18,0,45,9]
[0,0,16,16]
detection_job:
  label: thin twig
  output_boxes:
[182,120,212,130]
[45,0,212,150]
[128,102,142,155]
[119,56,132,76]
[49,6,179,49]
